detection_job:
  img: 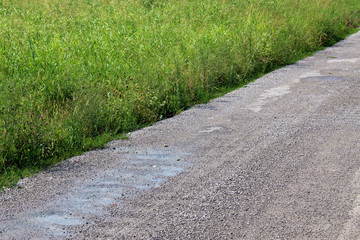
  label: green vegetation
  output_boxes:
[1,0,359,189]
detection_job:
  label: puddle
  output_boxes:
[0,147,190,239]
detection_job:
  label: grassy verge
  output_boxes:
[1,0,360,190]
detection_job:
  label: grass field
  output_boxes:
[1,0,359,189]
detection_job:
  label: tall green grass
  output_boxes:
[1,0,359,189]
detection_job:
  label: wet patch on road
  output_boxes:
[301,76,347,81]
[199,126,223,133]
[247,85,292,112]
[0,147,190,239]
[327,58,360,64]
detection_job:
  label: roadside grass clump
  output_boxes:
[1,0,360,189]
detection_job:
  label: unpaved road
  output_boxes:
[2,32,360,240]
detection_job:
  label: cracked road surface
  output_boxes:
[1,31,360,239]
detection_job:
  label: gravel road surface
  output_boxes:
[1,31,360,239]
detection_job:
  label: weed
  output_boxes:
[0,0,359,189]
